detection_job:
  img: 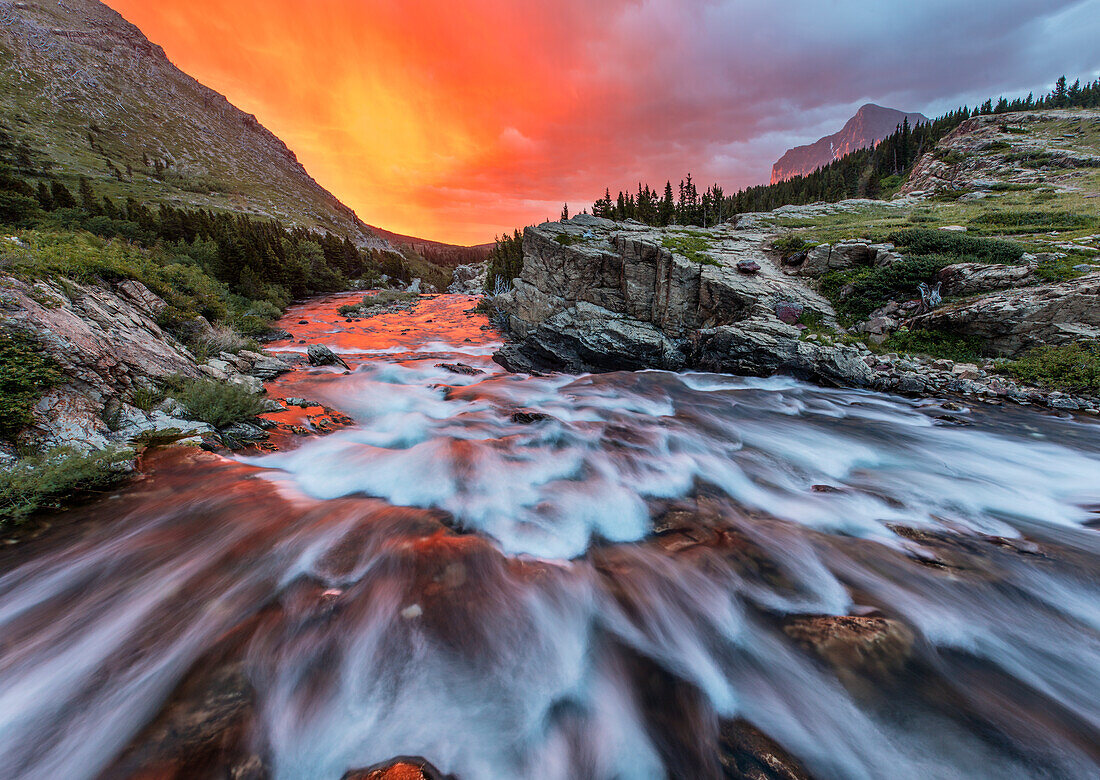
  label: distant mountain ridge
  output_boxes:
[0,0,399,248]
[771,104,930,184]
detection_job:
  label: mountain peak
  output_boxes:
[771,104,930,184]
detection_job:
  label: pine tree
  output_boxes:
[50,181,76,209]
[561,203,569,221]
[78,177,101,215]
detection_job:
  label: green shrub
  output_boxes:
[0,190,42,227]
[771,234,811,256]
[933,148,967,165]
[336,304,359,316]
[887,228,1023,264]
[0,329,62,441]
[170,378,268,428]
[820,255,953,323]
[0,446,133,527]
[979,140,1011,152]
[882,328,984,362]
[998,342,1100,394]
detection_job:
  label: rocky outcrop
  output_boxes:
[900,109,1100,196]
[0,274,291,452]
[1,274,203,450]
[448,263,488,294]
[494,215,870,386]
[783,240,902,277]
[909,271,1100,356]
[771,104,929,184]
[935,261,1038,297]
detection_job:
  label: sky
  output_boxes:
[104,0,1100,245]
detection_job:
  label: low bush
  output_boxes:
[771,234,812,256]
[998,342,1100,394]
[882,328,984,362]
[0,329,62,441]
[820,255,953,323]
[887,228,1023,264]
[169,378,268,428]
[0,446,133,527]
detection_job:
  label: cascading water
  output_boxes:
[1,291,1098,779]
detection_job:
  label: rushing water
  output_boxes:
[2,292,1099,779]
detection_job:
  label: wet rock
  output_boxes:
[510,410,550,424]
[251,356,294,380]
[307,344,351,370]
[220,422,270,449]
[783,615,915,682]
[436,362,484,376]
[342,757,454,780]
[719,719,811,780]
[104,661,263,780]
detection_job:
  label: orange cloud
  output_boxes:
[104,0,609,244]
[102,1,1091,245]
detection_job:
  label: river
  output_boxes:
[1,291,1099,779]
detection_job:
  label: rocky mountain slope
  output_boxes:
[771,104,929,184]
[496,109,1100,412]
[0,0,390,248]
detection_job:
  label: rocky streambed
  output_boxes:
[1,291,1099,779]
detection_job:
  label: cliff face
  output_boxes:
[771,104,929,184]
[493,215,875,387]
[0,0,389,248]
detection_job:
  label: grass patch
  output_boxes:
[882,328,984,362]
[662,234,719,266]
[168,378,267,428]
[0,446,133,527]
[978,140,1012,152]
[0,329,62,441]
[1035,255,1091,283]
[969,210,1096,234]
[997,342,1100,395]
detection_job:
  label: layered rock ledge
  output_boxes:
[494,214,876,389]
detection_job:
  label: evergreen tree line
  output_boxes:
[590,74,1100,224]
[0,140,406,308]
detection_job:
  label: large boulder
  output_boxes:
[936,262,1037,297]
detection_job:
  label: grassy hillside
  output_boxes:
[0,0,388,248]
